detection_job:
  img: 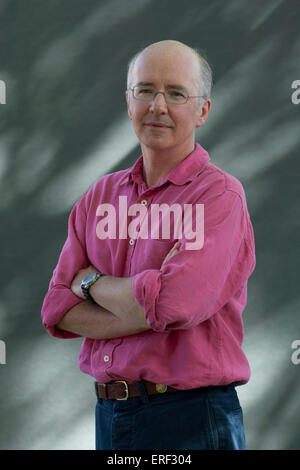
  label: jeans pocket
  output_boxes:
[207,397,246,450]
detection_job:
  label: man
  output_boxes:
[41,40,256,450]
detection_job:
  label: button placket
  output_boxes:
[128,198,149,246]
[138,198,150,240]
[102,339,123,378]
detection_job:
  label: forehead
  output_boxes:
[132,47,199,90]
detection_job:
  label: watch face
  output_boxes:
[82,273,98,288]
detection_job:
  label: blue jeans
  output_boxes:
[94,381,246,450]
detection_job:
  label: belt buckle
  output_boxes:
[115,380,129,400]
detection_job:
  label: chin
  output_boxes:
[141,136,174,151]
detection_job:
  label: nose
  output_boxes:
[149,91,168,114]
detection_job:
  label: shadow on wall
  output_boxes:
[0,0,300,449]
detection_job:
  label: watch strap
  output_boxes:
[81,272,103,302]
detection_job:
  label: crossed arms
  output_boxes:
[55,243,180,339]
[42,188,254,341]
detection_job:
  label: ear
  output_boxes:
[126,91,132,120]
[195,99,211,128]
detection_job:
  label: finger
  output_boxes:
[162,252,171,266]
[168,241,180,253]
[167,241,180,257]
[162,241,181,265]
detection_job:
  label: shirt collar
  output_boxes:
[120,143,210,188]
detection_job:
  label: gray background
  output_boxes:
[0,0,300,450]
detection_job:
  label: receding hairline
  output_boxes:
[138,40,199,58]
[133,40,201,74]
[127,40,213,99]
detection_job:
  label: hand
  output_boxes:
[70,265,99,299]
[161,241,181,267]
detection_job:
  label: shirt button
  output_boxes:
[103,355,109,362]
[141,199,147,206]
[129,238,135,245]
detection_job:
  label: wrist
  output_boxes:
[81,272,104,302]
[89,273,106,304]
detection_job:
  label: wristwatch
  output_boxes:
[81,272,103,302]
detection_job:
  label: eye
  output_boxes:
[168,90,185,98]
[137,87,153,95]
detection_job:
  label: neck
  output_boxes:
[141,141,195,187]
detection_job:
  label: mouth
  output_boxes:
[144,122,172,128]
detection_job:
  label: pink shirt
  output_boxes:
[41,143,256,389]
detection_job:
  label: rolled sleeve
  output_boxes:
[41,197,89,339]
[41,286,83,339]
[132,269,162,331]
[132,190,256,331]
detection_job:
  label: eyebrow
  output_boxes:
[134,81,188,91]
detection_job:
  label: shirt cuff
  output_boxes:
[132,269,166,332]
[41,285,84,339]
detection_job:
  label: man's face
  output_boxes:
[126,45,210,153]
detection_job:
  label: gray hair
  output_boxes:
[126,45,213,101]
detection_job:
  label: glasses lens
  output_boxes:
[132,86,188,104]
[165,89,187,104]
[133,86,155,101]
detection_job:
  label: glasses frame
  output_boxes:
[127,86,205,105]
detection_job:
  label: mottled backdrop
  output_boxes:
[0,0,299,450]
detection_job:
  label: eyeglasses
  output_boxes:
[128,85,204,105]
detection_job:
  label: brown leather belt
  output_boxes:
[96,380,179,400]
